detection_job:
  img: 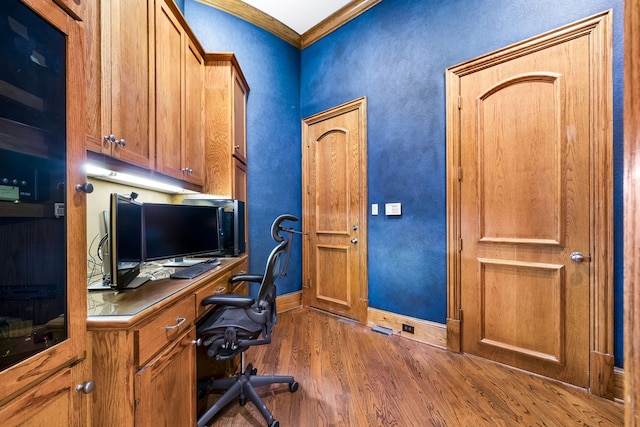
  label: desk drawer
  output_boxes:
[195,271,231,319]
[135,296,195,367]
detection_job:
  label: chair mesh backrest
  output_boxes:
[256,237,291,306]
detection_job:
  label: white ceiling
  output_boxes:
[239,0,354,34]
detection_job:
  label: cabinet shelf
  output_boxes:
[0,201,61,218]
[0,117,51,159]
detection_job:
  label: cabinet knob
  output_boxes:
[76,380,95,394]
[75,182,94,193]
[234,145,240,150]
[192,338,202,346]
[104,135,126,147]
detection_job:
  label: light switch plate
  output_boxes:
[371,204,378,215]
[385,202,401,216]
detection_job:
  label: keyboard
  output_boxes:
[170,259,221,279]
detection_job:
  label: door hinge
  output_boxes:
[459,309,463,322]
[458,167,463,181]
[458,238,463,252]
[306,184,310,194]
[458,96,462,110]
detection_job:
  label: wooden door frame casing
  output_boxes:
[301,97,369,324]
[445,11,614,397]
[624,0,640,423]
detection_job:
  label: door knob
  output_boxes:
[570,252,585,263]
[351,238,358,244]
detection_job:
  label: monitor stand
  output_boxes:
[121,275,151,289]
[163,257,205,267]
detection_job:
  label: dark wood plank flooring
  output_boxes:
[202,308,623,426]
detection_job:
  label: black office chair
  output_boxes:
[196,214,300,427]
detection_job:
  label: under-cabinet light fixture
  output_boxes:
[84,163,197,195]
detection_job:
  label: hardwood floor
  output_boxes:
[200,308,623,426]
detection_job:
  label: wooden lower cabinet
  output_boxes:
[89,298,196,426]
[0,362,90,426]
[88,256,248,426]
[135,327,196,427]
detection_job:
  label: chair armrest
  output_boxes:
[201,294,255,307]
[228,274,263,284]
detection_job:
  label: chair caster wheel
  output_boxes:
[250,367,258,375]
[268,420,279,427]
[239,397,247,406]
[289,381,299,392]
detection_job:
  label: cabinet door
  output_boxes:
[232,69,248,163]
[112,0,154,167]
[85,0,154,169]
[155,0,184,180]
[0,0,86,401]
[184,40,205,185]
[135,327,197,427]
[203,55,249,197]
[0,364,91,426]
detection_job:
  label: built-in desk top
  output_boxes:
[86,256,247,328]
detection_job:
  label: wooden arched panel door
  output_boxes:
[447,12,613,391]
[302,98,368,323]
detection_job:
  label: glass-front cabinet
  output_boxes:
[0,0,88,421]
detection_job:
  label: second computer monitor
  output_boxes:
[143,203,222,262]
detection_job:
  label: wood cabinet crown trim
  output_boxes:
[204,52,250,92]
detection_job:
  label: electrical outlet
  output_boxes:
[402,323,414,334]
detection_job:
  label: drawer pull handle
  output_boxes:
[213,286,226,294]
[165,317,186,331]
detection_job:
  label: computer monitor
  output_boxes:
[98,210,110,279]
[108,193,144,289]
[143,203,222,263]
[182,198,245,256]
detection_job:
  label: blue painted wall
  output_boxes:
[185,1,303,296]
[186,0,624,367]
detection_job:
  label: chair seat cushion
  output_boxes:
[197,305,263,338]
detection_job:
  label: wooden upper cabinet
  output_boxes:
[185,40,206,186]
[203,54,249,198]
[154,0,183,179]
[85,0,155,170]
[232,71,248,163]
[155,0,205,185]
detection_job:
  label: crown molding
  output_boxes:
[196,0,382,49]
[301,0,381,49]
[196,0,301,47]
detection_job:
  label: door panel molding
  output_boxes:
[478,258,565,364]
[446,11,613,396]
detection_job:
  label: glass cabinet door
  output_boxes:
[0,0,68,372]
